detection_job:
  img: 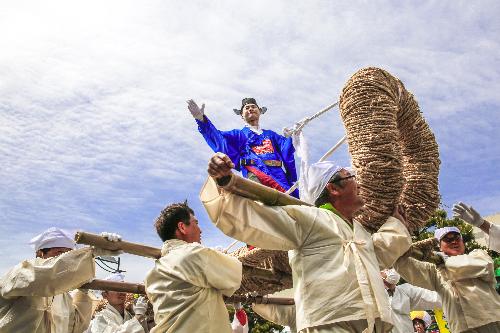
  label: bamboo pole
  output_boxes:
[222,174,311,207]
[76,232,291,284]
[226,295,295,305]
[75,231,161,259]
[80,279,295,305]
[81,279,146,294]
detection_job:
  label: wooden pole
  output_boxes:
[81,279,146,294]
[76,232,291,284]
[226,295,295,305]
[75,231,161,259]
[80,280,295,305]
[222,174,311,207]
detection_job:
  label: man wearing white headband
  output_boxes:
[201,153,413,333]
[89,273,147,333]
[453,202,500,252]
[394,226,500,333]
[380,268,441,333]
[0,227,122,333]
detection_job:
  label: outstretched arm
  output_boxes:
[202,153,316,250]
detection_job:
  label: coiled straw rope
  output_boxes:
[339,67,440,232]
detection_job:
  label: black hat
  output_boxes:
[233,97,267,115]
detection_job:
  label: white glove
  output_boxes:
[452,202,485,227]
[133,296,148,316]
[101,232,122,242]
[187,99,205,121]
[92,232,123,257]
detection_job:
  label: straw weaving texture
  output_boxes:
[231,246,292,296]
[339,67,440,232]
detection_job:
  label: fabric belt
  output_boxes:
[240,159,282,167]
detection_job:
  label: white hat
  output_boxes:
[103,272,125,282]
[411,311,432,328]
[299,161,343,205]
[29,227,75,251]
[434,226,461,241]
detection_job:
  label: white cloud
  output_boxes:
[1,0,499,279]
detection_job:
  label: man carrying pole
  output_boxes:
[0,227,121,333]
[144,201,242,333]
[201,153,412,332]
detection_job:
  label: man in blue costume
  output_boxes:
[187,98,298,197]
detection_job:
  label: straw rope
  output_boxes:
[230,246,292,295]
[339,67,440,232]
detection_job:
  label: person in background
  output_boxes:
[381,268,441,333]
[89,272,147,333]
[410,311,432,333]
[0,227,121,333]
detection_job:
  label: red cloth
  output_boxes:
[245,166,286,193]
[235,308,248,326]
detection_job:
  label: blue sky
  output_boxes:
[1,0,499,282]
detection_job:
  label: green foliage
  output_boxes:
[227,303,286,333]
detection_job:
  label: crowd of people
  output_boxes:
[1,98,499,332]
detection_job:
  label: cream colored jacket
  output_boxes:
[388,283,441,333]
[89,304,144,333]
[200,177,412,332]
[0,247,95,333]
[489,223,500,252]
[145,239,242,333]
[394,249,500,333]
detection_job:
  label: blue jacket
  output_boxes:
[196,116,298,197]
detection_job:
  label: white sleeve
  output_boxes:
[399,283,442,310]
[489,223,500,252]
[200,176,317,250]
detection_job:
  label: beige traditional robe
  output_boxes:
[489,223,500,252]
[200,176,412,332]
[0,247,95,333]
[394,249,500,333]
[145,239,242,333]
[89,304,144,333]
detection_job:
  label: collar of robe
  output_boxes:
[319,202,353,229]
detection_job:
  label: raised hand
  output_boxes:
[187,99,205,121]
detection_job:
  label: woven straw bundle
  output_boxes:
[339,67,440,232]
[230,246,292,296]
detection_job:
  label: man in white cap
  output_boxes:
[200,153,412,333]
[0,227,121,333]
[453,201,500,252]
[89,273,147,333]
[145,201,242,333]
[380,268,441,333]
[394,226,500,333]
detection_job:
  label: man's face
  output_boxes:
[331,169,364,212]
[38,247,72,259]
[103,291,127,307]
[241,103,261,126]
[413,319,426,333]
[183,214,202,243]
[439,232,465,256]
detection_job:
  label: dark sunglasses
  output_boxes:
[441,232,462,243]
[332,174,356,183]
